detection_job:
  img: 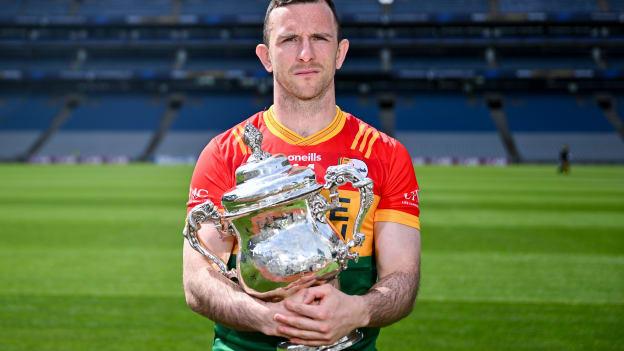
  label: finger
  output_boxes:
[303,290,321,304]
[299,286,328,304]
[274,313,326,333]
[284,300,329,320]
[276,324,329,343]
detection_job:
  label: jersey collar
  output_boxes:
[263,105,346,146]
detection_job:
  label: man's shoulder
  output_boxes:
[342,111,403,155]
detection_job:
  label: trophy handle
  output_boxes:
[323,165,374,270]
[184,200,237,279]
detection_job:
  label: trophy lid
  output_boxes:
[221,123,322,217]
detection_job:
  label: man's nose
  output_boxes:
[297,38,315,62]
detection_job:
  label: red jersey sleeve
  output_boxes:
[374,141,421,230]
[186,138,233,213]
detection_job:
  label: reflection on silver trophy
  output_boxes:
[184,123,374,351]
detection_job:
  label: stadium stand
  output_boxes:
[389,0,489,14]
[504,94,624,161]
[498,0,599,13]
[394,94,506,159]
[0,94,63,159]
[3,94,167,159]
[0,0,623,163]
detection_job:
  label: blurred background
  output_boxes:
[0,0,623,164]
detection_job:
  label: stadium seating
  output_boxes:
[392,94,505,159]
[4,0,622,18]
[36,94,163,158]
[498,0,599,13]
[610,0,624,11]
[14,0,73,16]
[389,0,489,14]
[78,0,172,16]
[0,94,63,158]
[180,0,267,16]
[1,0,623,163]
[505,94,623,161]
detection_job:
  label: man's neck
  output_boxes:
[272,86,337,138]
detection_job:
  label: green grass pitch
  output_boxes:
[0,164,622,351]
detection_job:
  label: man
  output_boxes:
[558,144,570,174]
[183,1,421,350]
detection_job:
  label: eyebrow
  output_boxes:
[276,32,334,41]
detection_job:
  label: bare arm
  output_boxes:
[183,224,293,335]
[361,221,421,327]
[274,221,421,345]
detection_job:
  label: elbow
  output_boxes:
[185,290,201,313]
[183,279,204,314]
[403,299,416,318]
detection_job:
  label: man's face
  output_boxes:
[259,2,348,101]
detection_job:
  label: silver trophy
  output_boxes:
[184,123,374,351]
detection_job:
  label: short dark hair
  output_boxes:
[263,0,341,45]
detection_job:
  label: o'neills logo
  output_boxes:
[287,153,322,162]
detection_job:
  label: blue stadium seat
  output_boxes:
[499,57,597,69]
[610,0,624,11]
[171,94,269,132]
[16,0,73,16]
[0,94,61,130]
[0,58,71,70]
[0,0,21,16]
[180,0,266,16]
[499,0,598,13]
[334,0,382,15]
[396,94,494,131]
[337,95,381,129]
[390,0,489,13]
[184,58,264,71]
[78,0,172,16]
[394,57,486,69]
[61,94,163,131]
[84,58,173,71]
[504,94,611,132]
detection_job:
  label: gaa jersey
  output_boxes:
[187,105,420,351]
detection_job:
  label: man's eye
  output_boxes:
[283,37,296,42]
[313,36,328,41]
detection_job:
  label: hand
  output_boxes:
[260,289,309,337]
[274,284,369,346]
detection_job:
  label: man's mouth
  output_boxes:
[294,69,320,76]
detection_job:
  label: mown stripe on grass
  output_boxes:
[0,294,212,351]
[1,294,621,351]
[379,299,624,351]
[422,224,624,256]
[1,248,622,305]
[420,252,624,305]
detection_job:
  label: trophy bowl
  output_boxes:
[184,123,373,350]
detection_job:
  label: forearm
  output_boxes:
[361,267,420,328]
[184,266,270,332]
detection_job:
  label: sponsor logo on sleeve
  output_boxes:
[189,188,210,202]
[402,189,420,207]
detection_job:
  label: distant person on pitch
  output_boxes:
[559,144,570,174]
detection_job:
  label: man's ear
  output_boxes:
[256,44,273,73]
[335,39,350,70]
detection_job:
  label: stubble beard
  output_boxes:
[274,68,335,102]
